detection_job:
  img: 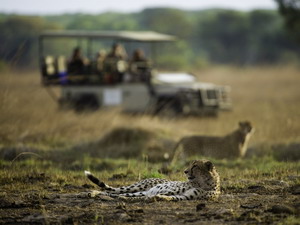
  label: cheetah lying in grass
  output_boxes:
[171,121,254,166]
[85,160,220,201]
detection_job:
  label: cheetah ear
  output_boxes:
[205,161,213,171]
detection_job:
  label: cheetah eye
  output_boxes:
[184,170,188,174]
[189,165,197,172]
[205,161,213,171]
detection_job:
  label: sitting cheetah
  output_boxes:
[85,160,220,201]
[171,121,254,165]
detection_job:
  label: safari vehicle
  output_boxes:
[39,30,232,115]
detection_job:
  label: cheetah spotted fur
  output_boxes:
[85,160,220,201]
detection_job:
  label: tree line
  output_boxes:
[0,6,299,70]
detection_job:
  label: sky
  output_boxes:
[0,0,277,15]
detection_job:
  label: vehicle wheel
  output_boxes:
[155,97,182,118]
[74,94,100,112]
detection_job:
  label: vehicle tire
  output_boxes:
[74,94,100,112]
[154,97,182,117]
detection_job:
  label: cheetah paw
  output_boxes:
[153,194,173,201]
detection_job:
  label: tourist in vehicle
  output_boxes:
[106,43,127,60]
[95,50,106,73]
[67,47,88,74]
[129,48,151,82]
[131,48,147,62]
[103,43,128,83]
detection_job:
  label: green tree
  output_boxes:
[0,16,60,68]
[276,0,300,43]
[139,8,192,38]
[195,10,249,65]
[66,13,139,31]
[193,9,299,65]
[138,8,193,69]
[247,10,288,64]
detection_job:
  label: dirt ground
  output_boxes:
[1,172,299,225]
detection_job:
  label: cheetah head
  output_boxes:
[238,121,254,135]
[184,160,220,190]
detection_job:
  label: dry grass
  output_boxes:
[0,66,300,150]
[196,66,300,145]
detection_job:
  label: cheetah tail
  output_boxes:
[84,171,106,188]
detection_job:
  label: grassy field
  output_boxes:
[0,66,300,224]
[1,66,300,148]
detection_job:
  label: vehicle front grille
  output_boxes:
[206,89,217,99]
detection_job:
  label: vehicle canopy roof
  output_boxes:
[40,30,176,42]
